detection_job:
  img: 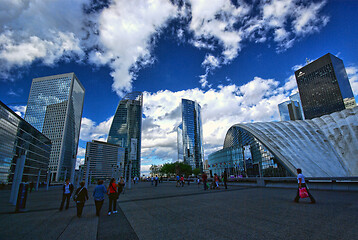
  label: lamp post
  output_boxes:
[46,169,51,191]
[35,168,41,191]
[85,157,90,188]
[128,160,132,189]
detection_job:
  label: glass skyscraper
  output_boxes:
[25,73,85,181]
[295,53,356,119]
[178,99,204,171]
[107,92,143,179]
[278,92,304,121]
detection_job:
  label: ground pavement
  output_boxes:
[0,181,357,240]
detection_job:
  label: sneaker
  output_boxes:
[113,211,118,214]
[108,212,111,216]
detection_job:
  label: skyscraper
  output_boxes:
[278,92,304,121]
[295,53,356,119]
[25,73,85,181]
[84,140,125,181]
[107,92,143,179]
[178,99,204,171]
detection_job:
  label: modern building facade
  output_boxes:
[208,107,358,177]
[24,73,85,181]
[0,101,52,184]
[295,53,356,119]
[176,123,184,162]
[84,140,125,181]
[107,92,143,179]
[177,99,204,171]
[278,92,304,121]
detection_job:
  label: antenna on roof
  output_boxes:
[305,58,311,64]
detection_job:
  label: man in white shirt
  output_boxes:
[294,169,316,203]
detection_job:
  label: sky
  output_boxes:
[1,0,358,176]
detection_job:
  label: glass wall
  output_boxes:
[0,101,51,184]
[209,126,293,177]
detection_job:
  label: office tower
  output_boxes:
[278,92,304,121]
[107,92,143,179]
[25,73,85,181]
[295,53,356,119]
[0,101,51,184]
[178,99,204,171]
[84,140,125,181]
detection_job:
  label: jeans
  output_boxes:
[294,183,316,203]
[76,202,85,217]
[94,200,104,216]
[108,197,117,212]
[59,193,71,210]
[203,180,207,190]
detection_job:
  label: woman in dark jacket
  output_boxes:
[74,181,89,217]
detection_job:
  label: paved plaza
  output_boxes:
[0,182,357,240]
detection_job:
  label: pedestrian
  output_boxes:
[107,178,119,216]
[202,172,208,190]
[180,175,185,187]
[151,176,154,185]
[214,173,220,189]
[59,178,74,211]
[176,175,180,187]
[197,177,200,188]
[93,180,107,216]
[294,169,316,203]
[118,177,125,194]
[187,176,190,186]
[29,181,34,193]
[223,171,228,189]
[155,175,159,187]
[73,181,88,217]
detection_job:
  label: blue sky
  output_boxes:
[1,0,358,174]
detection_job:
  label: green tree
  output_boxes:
[193,168,201,176]
[150,164,160,176]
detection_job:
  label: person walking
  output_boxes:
[107,178,119,216]
[180,175,185,187]
[29,181,34,193]
[74,181,89,217]
[223,171,228,189]
[155,175,159,187]
[93,180,107,216]
[197,176,200,188]
[59,178,74,211]
[202,172,208,190]
[118,177,125,194]
[176,175,180,187]
[294,168,316,204]
[151,176,154,186]
[214,173,220,189]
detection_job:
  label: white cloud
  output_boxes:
[76,157,85,169]
[89,0,178,96]
[141,76,291,162]
[79,116,113,142]
[10,105,26,118]
[77,146,86,157]
[346,66,358,97]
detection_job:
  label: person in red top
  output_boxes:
[180,176,184,187]
[214,173,219,189]
[202,172,208,190]
[107,178,119,216]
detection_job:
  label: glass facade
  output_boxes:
[176,123,184,162]
[179,99,204,171]
[107,92,143,179]
[85,140,125,181]
[0,101,51,184]
[24,73,85,181]
[208,126,293,177]
[295,53,356,119]
[278,99,303,121]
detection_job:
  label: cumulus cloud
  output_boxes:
[346,66,358,97]
[141,75,295,162]
[79,116,113,142]
[10,105,27,118]
[1,0,329,96]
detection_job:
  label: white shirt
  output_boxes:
[297,173,305,183]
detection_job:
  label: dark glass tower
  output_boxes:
[295,53,356,119]
[180,99,204,171]
[107,92,143,179]
[25,73,85,181]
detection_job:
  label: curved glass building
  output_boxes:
[107,92,143,178]
[209,107,358,177]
